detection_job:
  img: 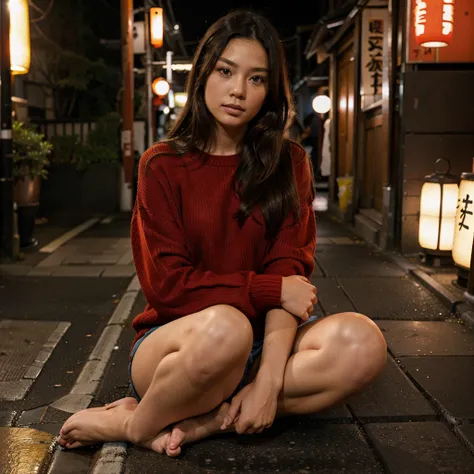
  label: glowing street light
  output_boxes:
[150,7,163,48]
[9,0,30,74]
[152,77,170,97]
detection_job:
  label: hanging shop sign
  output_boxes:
[361,7,389,99]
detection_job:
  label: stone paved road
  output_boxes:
[0,212,473,473]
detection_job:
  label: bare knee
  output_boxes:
[331,312,387,390]
[183,305,253,386]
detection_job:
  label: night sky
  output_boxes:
[169,1,326,44]
[96,0,326,50]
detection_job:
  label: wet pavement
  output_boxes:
[0,211,473,473]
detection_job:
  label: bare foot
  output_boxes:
[138,427,173,454]
[57,398,138,449]
[164,402,232,457]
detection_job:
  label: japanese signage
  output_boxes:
[361,7,389,100]
[414,0,454,47]
[408,0,474,63]
[452,177,474,269]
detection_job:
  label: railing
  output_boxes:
[31,120,96,144]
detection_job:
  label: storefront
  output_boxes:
[306,0,474,253]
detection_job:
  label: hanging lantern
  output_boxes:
[9,0,31,74]
[150,7,164,48]
[418,158,458,257]
[312,95,331,114]
[452,173,474,274]
[414,0,455,48]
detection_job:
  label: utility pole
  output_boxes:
[144,6,153,148]
[0,0,14,261]
[121,0,134,184]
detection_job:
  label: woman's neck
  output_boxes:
[207,123,246,155]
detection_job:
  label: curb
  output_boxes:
[385,252,474,330]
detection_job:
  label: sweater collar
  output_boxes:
[193,149,240,167]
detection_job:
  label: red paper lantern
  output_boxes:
[414,0,455,48]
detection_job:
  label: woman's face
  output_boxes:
[204,38,269,131]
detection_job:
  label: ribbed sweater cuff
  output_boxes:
[250,274,283,312]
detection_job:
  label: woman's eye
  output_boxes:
[218,68,231,75]
[251,75,265,84]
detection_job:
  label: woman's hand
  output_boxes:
[221,377,280,435]
[281,275,317,321]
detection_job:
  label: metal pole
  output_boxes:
[166,50,175,109]
[121,0,134,184]
[144,7,153,148]
[0,0,14,261]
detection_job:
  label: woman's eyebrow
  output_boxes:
[218,56,268,73]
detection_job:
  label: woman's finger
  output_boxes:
[222,398,241,429]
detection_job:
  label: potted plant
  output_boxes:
[12,120,53,249]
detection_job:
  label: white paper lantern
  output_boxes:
[312,95,331,114]
[452,173,474,269]
[418,159,458,253]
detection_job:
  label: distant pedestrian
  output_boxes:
[57,9,386,457]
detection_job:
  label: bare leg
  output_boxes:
[57,306,253,448]
[165,312,386,454]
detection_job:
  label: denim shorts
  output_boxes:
[128,314,320,401]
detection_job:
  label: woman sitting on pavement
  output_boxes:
[57,10,387,457]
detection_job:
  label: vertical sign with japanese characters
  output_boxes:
[453,177,474,269]
[361,7,389,108]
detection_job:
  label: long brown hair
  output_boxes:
[166,9,299,240]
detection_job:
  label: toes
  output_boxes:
[166,445,182,457]
[65,441,83,449]
[56,436,68,447]
[168,428,184,450]
[149,433,170,455]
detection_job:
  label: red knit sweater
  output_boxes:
[130,140,316,348]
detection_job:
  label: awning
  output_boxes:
[305,0,370,61]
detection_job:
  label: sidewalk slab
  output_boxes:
[50,266,104,277]
[364,422,474,473]
[347,357,436,420]
[0,320,70,401]
[376,320,474,356]
[338,277,451,320]
[316,215,353,238]
[316,246,405,278]
[125,423,382,474]
[311,277,356,315]
[400,356,474,421]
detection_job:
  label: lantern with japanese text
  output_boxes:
[418,158,458,258]
[452,173,474,277]
[414,0,455,48]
